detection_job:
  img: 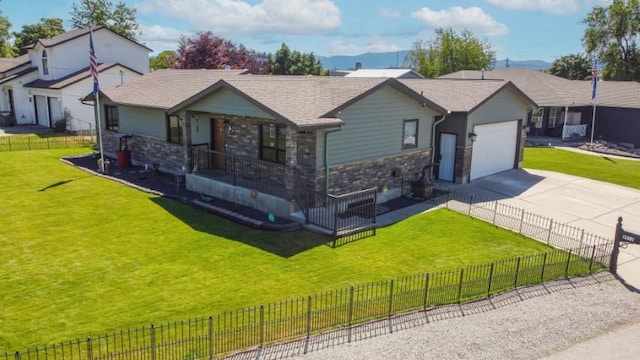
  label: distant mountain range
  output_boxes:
[318,51,550,71]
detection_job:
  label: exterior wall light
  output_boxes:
[468,132,478,143]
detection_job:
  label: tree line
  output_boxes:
[1,0,640,80]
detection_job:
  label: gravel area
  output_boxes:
[226,273,640,360]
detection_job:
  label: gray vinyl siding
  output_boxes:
[468,89,530,129]
[188,88,273,119]
[323,85,438,166]
[119,106,166,139]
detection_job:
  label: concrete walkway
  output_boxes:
[0,124,51,136]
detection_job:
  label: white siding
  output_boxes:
[188,88,273,119]
[1,72,39,124]
[324,85,438,166]
[119,106,166,139]
[30,28,149,81]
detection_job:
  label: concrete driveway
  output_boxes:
[458,167,640,289]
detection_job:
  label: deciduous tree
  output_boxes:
[271,43,324,75]
[70,0,140,39]
[405,28,495,78]
[583,0,640,80]
[0,10,14,57]
[149,50,177,70]
[548,53,593,80]
[12,18,65,55]
[175,31,270,74]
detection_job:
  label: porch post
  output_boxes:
[561,105,569,140]
[184,112,194,172]
[285,127,298,200]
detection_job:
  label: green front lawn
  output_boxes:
[523,147,640,189]
[1,148,554,352]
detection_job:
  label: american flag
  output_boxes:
[89,27,99,97]
[591,59,598,101]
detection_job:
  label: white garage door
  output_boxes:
[470,121,518,180]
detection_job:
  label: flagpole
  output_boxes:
[96,92,105,172]
[590,101,596,144]
[590,58,598,144]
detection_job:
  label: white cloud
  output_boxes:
[138,25,191,53]
[327,39,401,55]
[486,0,580,15]
[411,6,508,37]
[379,7,401,18]
[138,0,341,36]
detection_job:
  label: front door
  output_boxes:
[439,133,456,182]
[211,118,226,170]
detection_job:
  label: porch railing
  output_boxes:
[296,186,378,239]
[190,147,287,198]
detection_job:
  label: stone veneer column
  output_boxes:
[455,146,473,183]
[284,127,297,200]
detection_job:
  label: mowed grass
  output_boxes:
[523,147,640,189]
[0,148,552,352]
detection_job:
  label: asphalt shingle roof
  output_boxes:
[441,68,640,109]
[0,54,30,73]
[24,63,134,90]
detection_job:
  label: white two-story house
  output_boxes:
[0,26,151,131]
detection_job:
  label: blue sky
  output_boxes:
[2,0,609,61]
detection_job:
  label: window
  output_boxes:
[41,50,49,76]
[167,115,183,144]
[104,105,119,131]
[260,124,286,164]
[531,107,543,129]
[402,119,418,149]
[548,107,560,128]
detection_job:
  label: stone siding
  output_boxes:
[327,149,432,195]
[455,146,472,183]
[102,131,186,174]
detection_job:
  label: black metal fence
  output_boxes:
[0,135,93,151]
[440,186,614,264]
[4,244,608,360]
[190,147,288,198]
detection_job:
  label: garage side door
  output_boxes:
[470,121,518,180]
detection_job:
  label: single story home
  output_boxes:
[94,71,536,219]
[442,68,640,147]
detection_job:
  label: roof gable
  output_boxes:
[24,26,152,52]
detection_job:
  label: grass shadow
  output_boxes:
[150,197,332,258]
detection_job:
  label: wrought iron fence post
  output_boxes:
[422,273,430,310]
[518,209,525,234]
[487,263,495,298]
[457,269,464,304]
[348,287,354,343]
[513,257,521,289]
[27,136,31,150]
[467,195,473,215]
[388,280,395,333]
[150,325,156,360]
[540,253,548,283]
[579,229,585,250]
[86,337,93,360]
[259,305,265,348]
[547,220,554,245]
[492,201,498,224]
[208,316,214,359]
[306,296,312,338]
[610,217,623,274]
[564,249,573,277]
[13,351,20,360]
[589,245,597,272]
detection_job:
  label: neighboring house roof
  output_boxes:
[0,54,30,73]
[346,68,424,79]
[0,67,38,85]
[24,63,142,90]
[399,78,538,113]
[23,26,153,52]
[440,68,640,109]
[100,71,448,130]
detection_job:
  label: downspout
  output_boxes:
[324,126,342,194]
[430,111,449,178]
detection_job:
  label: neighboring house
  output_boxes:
[95,70,536,219]
[442,68,640,147]
[345,68,425,79]
[0,26,151,131]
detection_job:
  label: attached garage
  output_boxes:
[470,120,518,180]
